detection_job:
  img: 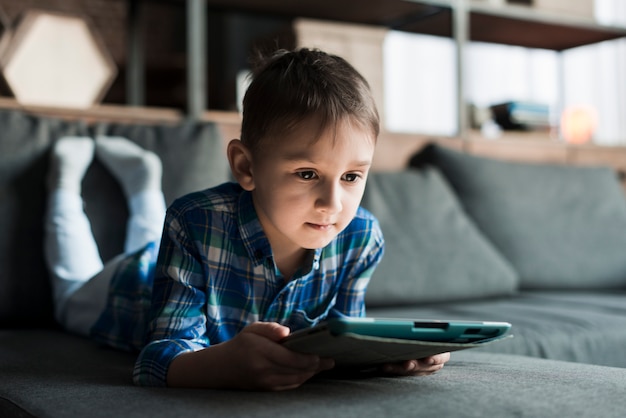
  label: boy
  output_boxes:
[135,48,448,390]
[45,48,449,392]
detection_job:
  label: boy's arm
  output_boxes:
[134,205,214,386]
[167,322,334,390]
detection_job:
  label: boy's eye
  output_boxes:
[343,173,361,183]
[297,171,317,180]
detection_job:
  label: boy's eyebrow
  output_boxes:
[350,160,373,168]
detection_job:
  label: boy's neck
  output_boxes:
[274,247,310,281]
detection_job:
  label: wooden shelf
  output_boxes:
[199,0,626,50]
[402,1,626,50]
[203,0,437,28]
[0,97,241,126]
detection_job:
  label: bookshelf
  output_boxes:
[200,0,626,50]
[158,0,626,139]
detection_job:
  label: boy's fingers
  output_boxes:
[268,344,326,371]
[237,321,335,384]
[382,361,415,375]
[244,321,291,341]
[420,352,451,366]
[382,353,450,375]
[259,369,320,391]
[264,357,334,390]
[239,323,330,372]
[318,357,335,371]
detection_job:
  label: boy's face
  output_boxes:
[249,117,376,258]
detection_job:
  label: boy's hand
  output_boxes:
[380,352,450,376]
[217,322,334,391]
[168,322,334,390]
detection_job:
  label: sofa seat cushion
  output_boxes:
[2,330,626,417]
[411,144,626,290]
[368,290,626,368]
[361,169,518,307]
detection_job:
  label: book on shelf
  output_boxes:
[490,101,551,131]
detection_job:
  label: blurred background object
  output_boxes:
[0,9,116,108]
[561,105,598,144]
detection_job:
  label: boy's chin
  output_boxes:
[298,223,347,249]
[300,236,336,250]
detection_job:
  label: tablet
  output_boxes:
[281,317,512,367]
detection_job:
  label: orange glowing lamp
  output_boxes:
[560,106,598,144]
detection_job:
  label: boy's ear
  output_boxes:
[227,139,255,191]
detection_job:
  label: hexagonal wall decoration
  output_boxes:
[0,10,117,108]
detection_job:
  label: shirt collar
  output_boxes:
[237,190,272,267]
[298,248,323,276]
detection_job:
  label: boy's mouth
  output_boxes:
[307,222,334,231]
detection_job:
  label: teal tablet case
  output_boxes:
[282,317,512,367]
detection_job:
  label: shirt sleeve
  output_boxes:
[133,202,212,387]
[329,214,385,319]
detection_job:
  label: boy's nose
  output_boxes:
[315,181,342,214]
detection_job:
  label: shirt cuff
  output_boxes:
[133,339,207,386]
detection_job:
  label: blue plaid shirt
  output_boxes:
[93,182,384,387]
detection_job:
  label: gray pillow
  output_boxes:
[411,144,626,289]
[85,121,231,261]
[361,168,519,307]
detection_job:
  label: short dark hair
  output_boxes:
[241,48,379,152]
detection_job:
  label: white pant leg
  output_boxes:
[61,254,125,336]
[67,189,165,337]
[44,189,104,326]
[125,190,166,254]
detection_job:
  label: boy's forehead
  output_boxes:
[281,116,375,147]
[268,118,376,161]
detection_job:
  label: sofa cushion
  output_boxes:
[411,144,626,289]
[0,109,230,327]
[361,168,519,307]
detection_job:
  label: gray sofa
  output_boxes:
[364,145,626,368]
[2,108,626,417]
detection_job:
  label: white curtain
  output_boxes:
[562,38,626,145]
[561,0,626,145]
[384,32,457,136]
